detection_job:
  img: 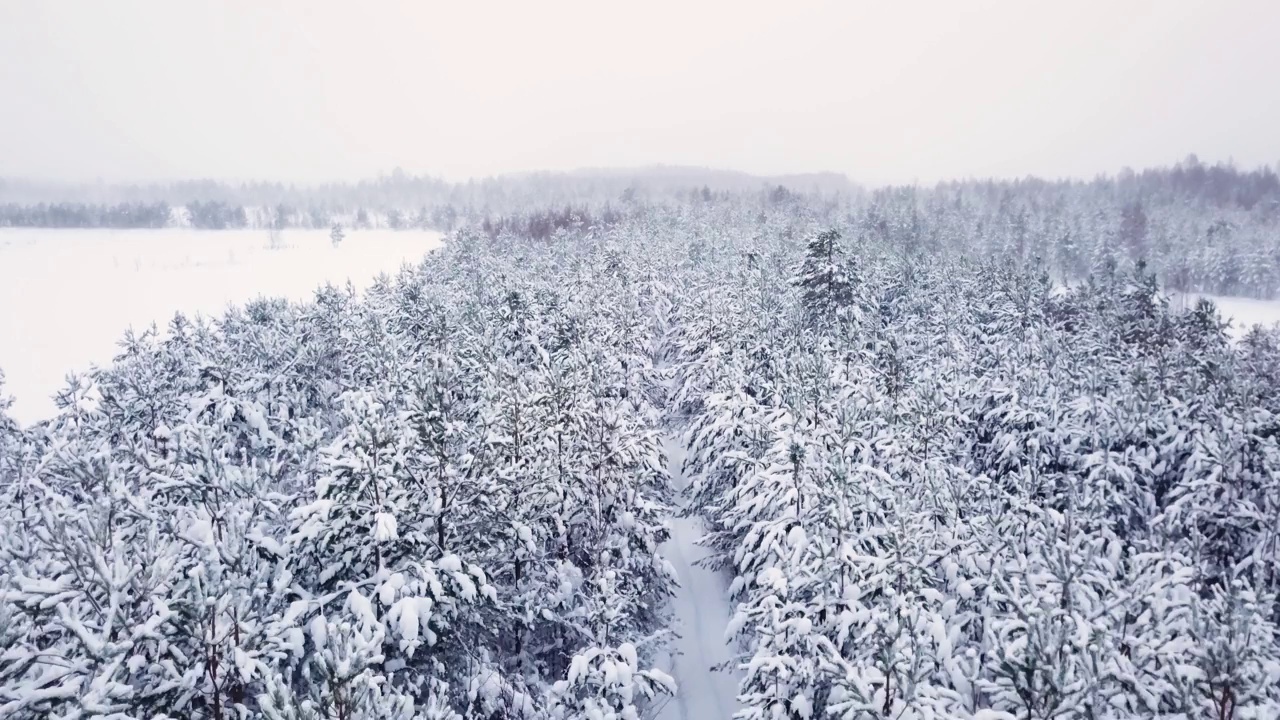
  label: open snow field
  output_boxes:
[0,228,443,425]
[1168,291,1280,339]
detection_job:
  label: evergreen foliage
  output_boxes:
[3,189,1280,718]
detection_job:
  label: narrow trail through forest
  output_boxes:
[656,433,742,720]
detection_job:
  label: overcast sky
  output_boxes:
[1,0,1277,185]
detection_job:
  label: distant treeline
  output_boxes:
[0,201,461,231]
[0,165,841,231]
[477,204,623,241]
[0,165,855,210]
[0,201,171,228]
[4,157,1280,297]
[0,199,627,236]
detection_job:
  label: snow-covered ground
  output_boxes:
[657,433,742,720]
[1168,292,1280,339]
[0,228,443,425]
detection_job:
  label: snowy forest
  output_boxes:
[3,156,1279,297]
[3,165,1280,720]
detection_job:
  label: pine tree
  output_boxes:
[793,229,855,327]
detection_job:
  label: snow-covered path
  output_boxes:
[657,433,742,720]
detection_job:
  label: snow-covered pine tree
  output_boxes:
[793,229,856,329]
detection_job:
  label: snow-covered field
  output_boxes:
[1168,291,1280,339]
[0,228,443,425]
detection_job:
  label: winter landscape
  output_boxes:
[4,164,1280,720]
[0,228,443,425]
[4,2,1280,720]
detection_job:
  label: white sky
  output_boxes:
[1,0,1277,185]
